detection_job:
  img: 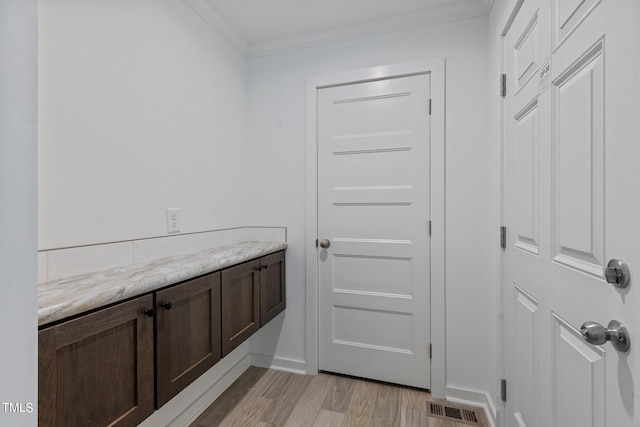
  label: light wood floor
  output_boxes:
[191,367,484,427]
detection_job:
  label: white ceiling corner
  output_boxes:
[482,0,496,13]
[183,0,250,56]
[185,0,490,58]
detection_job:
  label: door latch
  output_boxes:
[604,259,630,288]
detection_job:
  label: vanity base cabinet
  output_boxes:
[38,295,155,427]
[155,272,221,407]
[38,249,286,425]
[259,251,286,327]
[221,259,260,357]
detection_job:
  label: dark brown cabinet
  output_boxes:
[259,251,286,327]
[38,295,155,427]
[39,250,285,426]
[155,272,221,407]
[220,251,287,356]
[221,259,261,357]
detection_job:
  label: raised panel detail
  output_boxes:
[333,306,412,353]
[331,185,413,206]
[512,285,539,427]
[514,12,539,92]
[332,131,413,155]
[553,0,602,47]
[552,314,605,427]
[333,254,412,297]
[552,42,604,276]
[514,100,539,255]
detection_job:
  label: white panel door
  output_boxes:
[503,0,639,426]
[317,74,431,388]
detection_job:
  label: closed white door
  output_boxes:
[317,74,431,388]
[503,0,639,425]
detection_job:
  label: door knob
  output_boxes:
[604,259,630,288]
[319,239,331,249]
[580,320,630,352]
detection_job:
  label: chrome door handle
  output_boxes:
[580,320,630,352]
[319,239,331,249]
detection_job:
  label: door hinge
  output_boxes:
[500,226,507,249]
[500,74,507,98]
[429,343,432,359]
[428,99,432,115]
[428,220,432,236]
[501,379,507,402]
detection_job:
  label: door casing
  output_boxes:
[304,58,446,398]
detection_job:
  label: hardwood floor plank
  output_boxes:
[226,396,273,427]
[283,374,335,427]
[400,407,427,427]
[321,375,357,413]
[401,388,429,411]
[260,374,313,426]
[258,370,296,399]
[191,366,269,426]
[194,369,489,427]
[372,384,401,427]
[313,409,345,427]
[342,380,378,427]
[427,417,471,427]
[260,372,313,425]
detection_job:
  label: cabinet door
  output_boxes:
[221,259,260,357]
[259,251,286,327]
[155,272,221,407]
[39,295,155,427]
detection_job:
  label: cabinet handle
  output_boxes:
[262,265,268,270]
[161,302,172,310]
[255,267,262,272]
[143,308,156,317]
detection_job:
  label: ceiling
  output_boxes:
[184,0,492,57]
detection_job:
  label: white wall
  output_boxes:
[0,0,38,424]
[247,15,500,403]
[38,0,251,250]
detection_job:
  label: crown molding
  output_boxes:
[183,0,249,56]
[482,0,496,13]
[249,0,488,58]
[185,0,490,59]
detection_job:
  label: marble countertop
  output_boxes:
[38,241,287,326]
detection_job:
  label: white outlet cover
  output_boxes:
[167,208,180,233]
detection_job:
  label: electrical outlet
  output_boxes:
[167,208,180,233]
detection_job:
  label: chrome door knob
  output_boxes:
[580,320,630,352]
[319,239,331,249]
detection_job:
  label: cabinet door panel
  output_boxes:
[260,251,286,326]
[156,272,221,407]
[39,295,154,427]
[221,260,260,356]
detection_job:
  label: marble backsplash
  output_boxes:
[38,226,286,284]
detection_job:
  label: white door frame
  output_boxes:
[304,58,446,398]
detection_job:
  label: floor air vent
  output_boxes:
[426,399,484,426]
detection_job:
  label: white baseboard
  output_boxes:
[250,353,307,374]
[138,343,251,427]
[445,386,498,427]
